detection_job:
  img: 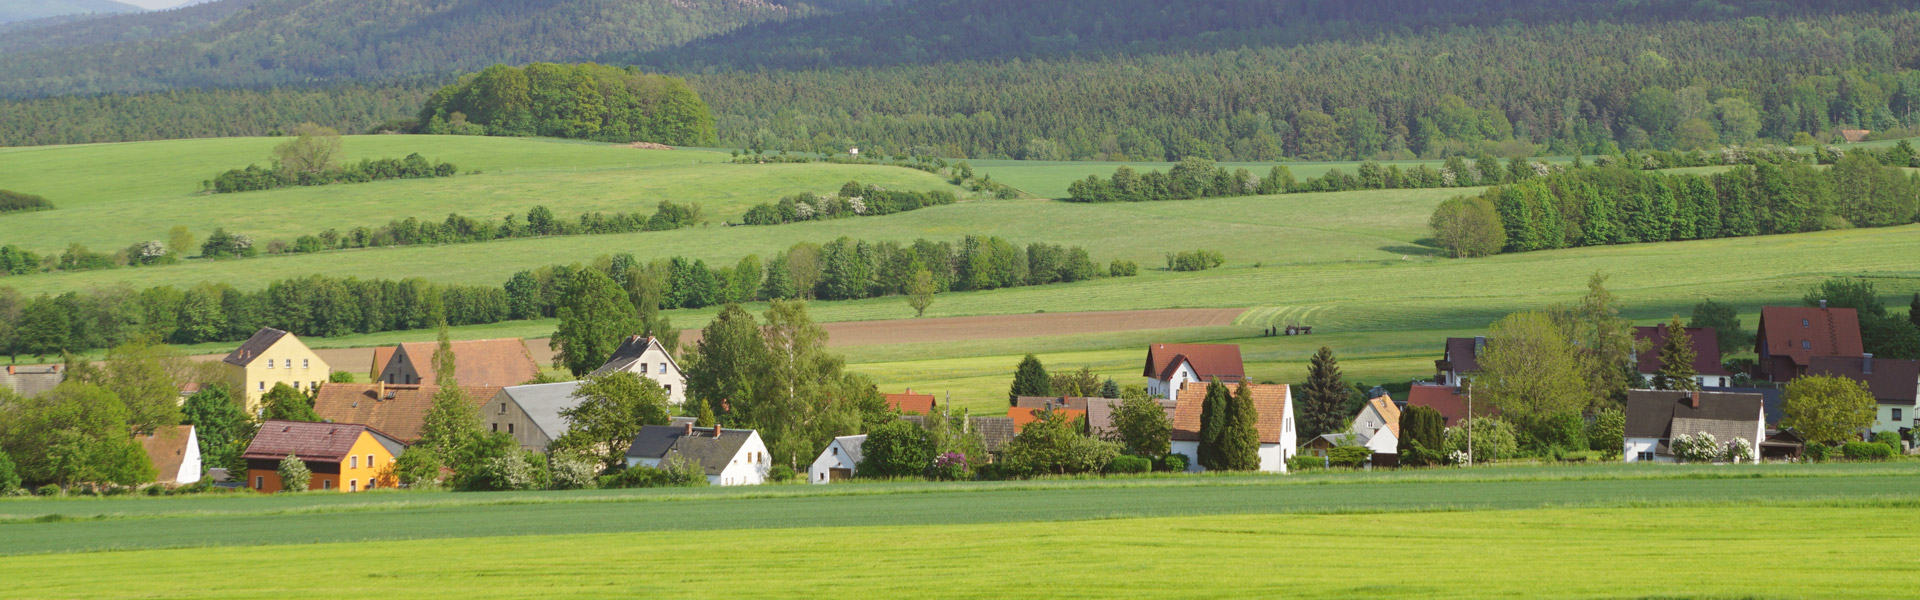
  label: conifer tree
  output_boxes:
[1910,293,1920,331]
[1297,347,1350,439]
[1007,354,1051,405]
[1196,378,1231,470]
[1220,381,1262,470]
[1653,315,1699,391]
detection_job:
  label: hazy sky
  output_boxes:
[116,0,209,10]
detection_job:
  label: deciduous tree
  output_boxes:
[685,303,767,423]
[1109,395,1171,457]
[259,383,318,422]
[553,372,672,471]
[1780,375,1877,447]
[272,123,342,175]
[550,268,642,376]
[1477,311,1590,437]
[907,268,935,317]
[1690,299,1750,356]
[1429,195,1507,258]
[276,453,312,492]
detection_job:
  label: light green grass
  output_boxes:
[0,135,966,253]
[969,157,1477,199]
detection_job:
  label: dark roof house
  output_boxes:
[0,364,63,398]
[625,424,755,477]
[1634,325,1731,376]
[589,336,678,378]
[242,420,405,463]
[1625,390,1765,459]
[1754,306,1863,382]
[312,382,502,443]
[1806,355,1920,405]
[222,328,290,366]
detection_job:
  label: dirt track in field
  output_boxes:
[190,308,1246,373]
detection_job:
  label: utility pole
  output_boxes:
[1465,377,1473,467]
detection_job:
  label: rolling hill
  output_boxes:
[0,0,141,24]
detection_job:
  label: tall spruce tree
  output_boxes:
[1653,316,1699,391]
[1219,381,1262,470]
[550,269,643,376]
[1196,378,1231,470]
[1008,354,1051,405]
[1297,347,1350,439]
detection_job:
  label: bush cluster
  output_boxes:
[207,154,457,193]
[0,190,54,214]
[741,182,955,225]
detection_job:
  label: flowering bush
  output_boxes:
[1722,438,1755,463]
[1446,450,1471,466]
[927,452,970,481]
[1671,432,1722,463]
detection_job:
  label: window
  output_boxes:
[1802,340,1812,349]
[1638,451,1653,461]
[267,359,275,369]
[368,454,375,466]
[492,423,498,432]
[639,363,648,374]
[303,359,309,369]
[498,403,507,415]
[350,456,358,469]
[1895,408,1904,422]
[323,479,333,490]
[1802,319,1809,327]
[367,479,376,490]
[508,423,514,434]
[659,363,668,374]
[255,476,264,489]
[258,381,266,391]
[350,480,358,492]
[665,385,672,397]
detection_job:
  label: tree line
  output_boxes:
[1431,151,1920,257]
[740,182,956,226]
[413,63,716,146]
[207,154,457,194]
[0,190,53,214]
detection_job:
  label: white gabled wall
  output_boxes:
[179,427,203,484]
[1624,437,1668,462]
[808,437,859,484]
[712,431,770,486]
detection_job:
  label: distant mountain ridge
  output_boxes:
[0,0,142,25]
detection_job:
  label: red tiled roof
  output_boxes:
[1170,382,1290,444]
[384,339,540,387]
[1406,385,1498,427]
[1757,307,1863,367]
[369,346,396,380]
[312,383,501,443]
[139,425,194,484]
[1143,344,1244,381]
[1365,395,1401,438]
[243,420,395,463]
[1634,325,1732,376]
[1009,407,1085,432]
[885,391,937,415]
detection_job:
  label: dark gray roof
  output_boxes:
[625,424,754,476]
[831,435,866,466]
[1704,386,1785,425]
[1,364,64,398]
[589,336,677,378]
[495,381,586,441]
[1624,390,1764,440]
[223,328,290,366]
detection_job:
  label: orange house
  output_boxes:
[243,420,405,493]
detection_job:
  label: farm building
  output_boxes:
[138,425,201,486]
[625,423,770,486]
[1753,305,1863,383]
[1168,382,1296,473]
[242,420,404,493]
[590,335,686,405]
[313,382,503,444]
[1633,324,1734,388]
[0,364,63,399]
[886,390,937,414]
[485,381,586,452]
[222,328,330,413]
[1839,129,1871,143]
[809,434,865,484]
[1623,390,1766,463]
[1805,354,1919,436]
[1434,337,1483,387]
[370,338,539,388]
[1142,343,1244,399]
[1352,395,1401,455]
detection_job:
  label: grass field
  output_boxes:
[4,463,1919,598]
[0,135,967,253]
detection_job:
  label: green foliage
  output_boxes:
[1397,406,1446,467]
[857,419,936,479]
[1296,347,1349,439]
[1652,316,1700,391]
[0,450,21,494]
[180,385,253,478]
[1690,299,1751,356]
[1195,379,1231,470]
[1523,412,1589,456]
[419,63,716,146]
[1872,431,1903,456]
[907,268,935,317]
[999,408,1118,477]
[553,372,673,471]
[276,454,312,493]
[1806,278,1920,359]
[1109,395,1171,457]
[461,451,545,492]
[686,303,767,424]
[550,268,643,376]
[1159,452,1188,472]
[1429,195,1506,258]
[546,451,600,491]
[597,455,708,489]
[1841,441,1894,461]
[209,153,456,193]
[768,464,797,483]
[1781,375,1879,446]
[1443,417,1519,463]
[0,189,54,214]
[259,383,318,422]
[732,299,888,467]
[1328,446,1372,468]
[1478,311,1591,440]
[1165,249,1225,272]
[393,448,443,488]
[1007,354,1051,405]
[1048,366,1101,398]
[1216,382,1262,471]
[1107,454,1151,474]
[1587,409,1626,459]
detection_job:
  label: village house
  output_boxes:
[1753,305,1863,383]
[886,390,937,414]
[1352,395,1401,455]
[1805,354,1919,437]
[899,414,1017,461]
[809,434,864,484]
[1169,382,1297,473]
[221,328,331,413]
[138,425,201,486]
[0,364,63,399]
[370,338,539,388]
[589,335,686,405]
[625,423,770,486]
[242,420,405,493]
[1142,343,1244,399]
[1013,396,1154,439]
[1623,390,1767,463]
[1433,337,1484,387]
[485,381,586,452]
[1009,405,1087,432]
[1633,324,1734,388]
[312,382,504,444]
[1406,384,1495,427]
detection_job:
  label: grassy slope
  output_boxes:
[5,506,1908,598]
[0,135,966,253]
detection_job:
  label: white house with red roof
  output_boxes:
[1633,324,1734,388]
[1168,382,1296,472]
[1142,343,1245,399]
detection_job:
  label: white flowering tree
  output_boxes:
[1671,432,1722,463]
[1722,438,1755,463]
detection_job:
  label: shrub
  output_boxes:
[36,484,60,496]
[768,464,797,483]
[1109,259,1138,277]
[1872,431,1904,456]
[1328,446,1372,468]
[462,452,540,491]
[0,189,55,214]
[0,452,19,494]
[1443,417,1519,462]
[1722,437,1755,463]
[1842,441,1895,461]
[598,455,709,488]
[1286,454,1326,472]
[1671,432,1723,463]
[1159,453,1188,472]
[1166,249,1225,271]
[1108,454,1151,474]
[1586,409,1626,458]
[548,453,601,490]
[1804,443,1832,462]
[926,453,970,481]
[276,453,312,492]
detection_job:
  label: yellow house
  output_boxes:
[242,420,404,493]
[222,328,330,414]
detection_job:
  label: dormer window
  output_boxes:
[1802,319,1809,327]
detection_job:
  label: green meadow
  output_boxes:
[3,462,1918,598]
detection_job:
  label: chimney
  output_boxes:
[1863,353,1874,375]
[376,380,385,399]
[684,422,694,435]
[1690,390,1700,409]
[1819,299,1828,309]
[712,425,722,438]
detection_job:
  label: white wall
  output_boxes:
[1364,430,1398,455]
[809,438,858,484]
[1147,363,1198,399]
[179,427,203,485]
[1170,441,1201,472]
[712,432,771,486]
[621,342,687,406]
[1624,437,1669,463]
[1874,403,1916,435]
[1172,441,1289,473]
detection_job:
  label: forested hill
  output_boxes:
[0,0,141,25]
[0,0,875,99]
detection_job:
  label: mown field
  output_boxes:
[3,463,1918,598]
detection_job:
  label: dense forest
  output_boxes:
[414,63,715,145]
[3,1,1920,160]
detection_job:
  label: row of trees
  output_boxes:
[0,190,53,214]
[1433,154,1920,257]
[740,183,956,225]
[207,154,456,193]
[416,63,717,145]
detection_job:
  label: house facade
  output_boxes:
[1142,343,1244,399]
[809,434,865,484]
[221,328,330,413]
[1352,395,1401,455]
[1632,325,1734,388]
[625,424,771,486]
[1623,390,1766,463]
[139,425,201,486]
[1434,337,1483,387]
[1753,305,1863,383]
[312,382,503,444]
[1168,382,1297,473]
[1806,354,1920,436]
[242,420,404,493]
[485,381,586,452]
[371,338,539,388]
[590,336,686,405]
